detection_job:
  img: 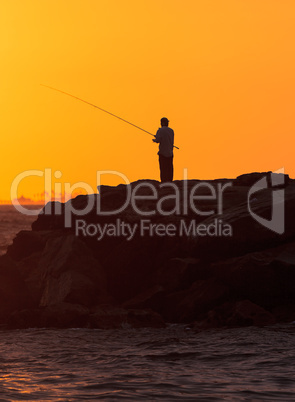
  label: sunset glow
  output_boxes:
[1,0,295,201]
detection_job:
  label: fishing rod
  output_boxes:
[41,84,179,150]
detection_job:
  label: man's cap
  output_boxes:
[161,117,169,125]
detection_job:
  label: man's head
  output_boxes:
[161,117,169,127]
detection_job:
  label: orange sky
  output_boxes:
[1,0,295,202]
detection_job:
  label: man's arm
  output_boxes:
[152,129,161,143]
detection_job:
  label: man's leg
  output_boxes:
[159,155,164,182]
[159,155,169,182]
[168,156,174,182]
[159,155,173,182]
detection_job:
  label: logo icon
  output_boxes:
[248,168,285,234]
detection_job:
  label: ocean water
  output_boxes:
[1,206,295,400]
[1,326,295,400]
[0,205,41,256]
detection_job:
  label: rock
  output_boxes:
[8,308,43,329]
[16,251,44,305]
[89,305,165,329]
[9,303,165,329]
[31,201,65,231]
[209,241,295,309]
[41,303,90,328]
[210,249,280,308]
[3,175,295,330]
[122,285,164,309]
[234,171,289,187]
[192,309,224,330]
[126,308,165,328]
[8,303,90,329]
[7,230,47,261]
[226,300,276,327]
[102,234,180,302]
[189,182,295,260]
[0,256,33,323]
[193,300,276,329]
[38,235,110,307]
[161,278,229,322]
[271,243,295,302]
[158,257,207,292]
[272,304,295,323]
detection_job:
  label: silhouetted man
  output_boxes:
[153,117,174,182]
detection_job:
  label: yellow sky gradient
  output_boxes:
[1,0,295,201]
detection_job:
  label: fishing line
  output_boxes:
[41,84,179,149]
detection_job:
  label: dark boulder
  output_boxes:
[89,305,165,329]
[193,300,276,329]
[226,300,276,327]
[3,176,295,330]
[161,278,229,322]
[7,230,47,261]
[38,235,110,307]
[0,256,33,324]
[8,303,90,329]
[234,171,289,187]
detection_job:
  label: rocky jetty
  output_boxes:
[2,171,295,330]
